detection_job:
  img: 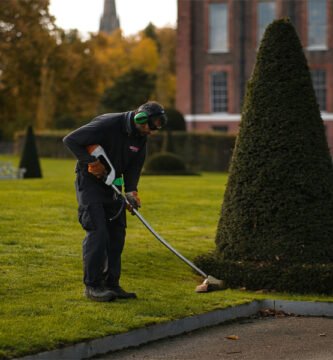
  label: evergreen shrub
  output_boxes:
[144,152,197,175]
[195,253,333,294]
[195,19,333,294]
[19,126,42,178]
[164,108,186,131]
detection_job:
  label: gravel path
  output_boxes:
[97,316,333,360]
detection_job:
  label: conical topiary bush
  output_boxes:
[195,18,333,294]
[19,126,42,178]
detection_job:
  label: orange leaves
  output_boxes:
[225,335,240,340]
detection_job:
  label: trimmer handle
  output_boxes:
[86,144,116,186]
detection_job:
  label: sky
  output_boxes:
[49,0,177,37]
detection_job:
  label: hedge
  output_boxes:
[14,130,236,172]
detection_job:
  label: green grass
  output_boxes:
[0,156,332,359]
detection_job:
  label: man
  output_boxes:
[63,101,167,302]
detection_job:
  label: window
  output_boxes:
[311,69,326,111]
[258,1,276,43]
[308,0,327,50]
[211,72,228,112]
[209,3,228,52]
[212,125,229,132]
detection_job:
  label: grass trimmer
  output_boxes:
[87,144,225,293]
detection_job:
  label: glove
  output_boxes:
[88,159,106,179]
[125,191,141,214]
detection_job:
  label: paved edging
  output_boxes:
[264,299,333,316]
[15,300,333,360]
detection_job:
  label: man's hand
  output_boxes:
[88,159,106,179]
[125,191,141,214]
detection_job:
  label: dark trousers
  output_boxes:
[78,202,126,288]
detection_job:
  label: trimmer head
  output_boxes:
[195,275,225,293]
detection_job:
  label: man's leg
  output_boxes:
[79,203,116,302]
[103,205,137,299]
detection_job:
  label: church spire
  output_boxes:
[99,0,120,34]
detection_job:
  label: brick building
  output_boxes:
[176,0,333,154]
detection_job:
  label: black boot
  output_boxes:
[85,286,116,302]
[107,286,137,299]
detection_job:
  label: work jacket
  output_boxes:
[63,111,147,204]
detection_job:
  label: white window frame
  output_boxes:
[311,69,327,111]
[208,3,228,53]
[210,72,228,113]
[307,0,327,51]
[257,1,276,44]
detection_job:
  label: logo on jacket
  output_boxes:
[129,145,140,152]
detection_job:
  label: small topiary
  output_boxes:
[144,152,196,175]
[164,108,186,131]
[19,126,42,178]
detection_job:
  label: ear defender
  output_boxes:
[134,111,149,124]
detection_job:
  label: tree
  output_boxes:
[51,29,103,128]
[142,24,176,108]
[0,3,176,137]
[154,27,176,108]
[0,0,56,137]
[91,30,159,94]
[142,22,160,51]
[100,69,156,112]
[195,19,333,294]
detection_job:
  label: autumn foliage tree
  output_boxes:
[0,1,177,138]
[52,30,103,129]
[92,29,159,113]
[0,0,57,137]
[143,24,176,108]
[100,69,156,112]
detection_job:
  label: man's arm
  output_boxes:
[63,120,106,167]
[123,144,146,214]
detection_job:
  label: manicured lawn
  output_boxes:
[0,156,332,359]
